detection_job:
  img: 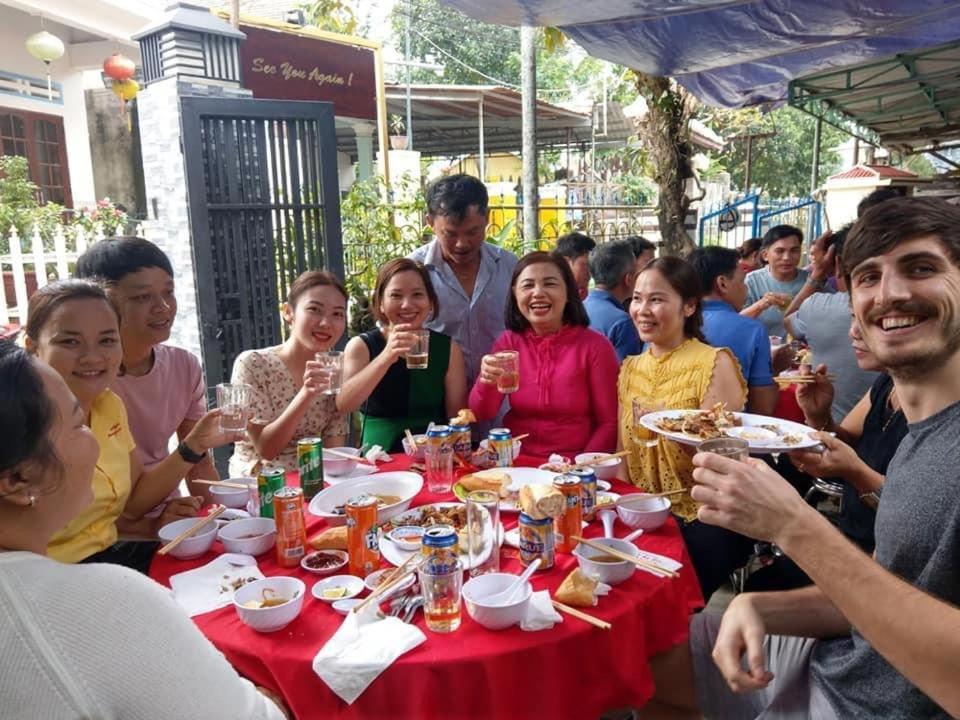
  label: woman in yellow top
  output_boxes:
[618,256,752,601]
[24,280,234,572]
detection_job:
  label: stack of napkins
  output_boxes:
[520,590,563,631]
[169,554,264,617]
[313,602,426,704]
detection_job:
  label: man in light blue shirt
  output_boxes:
[583,240,642,362]
[689,246,779,416]
[409,174,517,387]
[742,225,817,338]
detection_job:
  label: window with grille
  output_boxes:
[0,109,72,206]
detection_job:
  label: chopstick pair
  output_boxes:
[352,553,421,614]
[551,600,611,630]
[157,505,227,556]
[193,479,253,490]
[571,535,679,579]
[324,447,377,467]
[561,450,631,473]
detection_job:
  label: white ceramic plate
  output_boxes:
[504,520,588,549]
[307,472,423,526]
[311,575,364,602]
[639,410,820,453]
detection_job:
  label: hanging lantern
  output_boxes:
[25,30,65,100]
[103,53,136,82]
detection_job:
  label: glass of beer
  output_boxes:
[406,330,430,370]
[495,351,519,394]
[216,383,252,433]
[419,564,462,633]
[314,350,343,395]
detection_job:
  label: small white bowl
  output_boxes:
[323,447,361,476]
[332,598,364,615]
[217,517,276,556]
[387,525,424,552]
[364,568,416,598]
[724,426,779,446]
[573,537,638,585]
[233,577,305,633]
[312,575,364,603]
[478,438,522,460]
[300,549,348,575]
[209,480,254,509]
[461,573,532,630]
[157,517,218,559]
[574,453,622,481]
[401,434,428,460]
[537,457,572,473]
[615,494,671,531]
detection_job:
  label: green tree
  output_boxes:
[299,0,358,35]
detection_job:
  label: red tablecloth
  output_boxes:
[151,455,703,720]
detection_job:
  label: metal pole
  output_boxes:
[404,2,413,150]
[478,94,485,182]
[520,24,538,251]
[230,0,240,27]
[744,135,753,191]
[810,116,823,194]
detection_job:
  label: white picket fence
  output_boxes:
[0,223,149,326]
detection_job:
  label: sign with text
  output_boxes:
[240,25,376,120]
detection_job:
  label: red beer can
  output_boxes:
[553,475,583,554]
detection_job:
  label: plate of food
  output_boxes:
[639,404,819,452]
[379,502,503,569]
[452,467,558,512]
[307,472,423,525]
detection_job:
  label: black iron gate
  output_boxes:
[180,97,343,393]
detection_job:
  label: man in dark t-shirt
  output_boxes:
[643,197,960,719]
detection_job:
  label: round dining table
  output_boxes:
[151,453,703,719]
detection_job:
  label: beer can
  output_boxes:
[518,512,554,569]
[448,419,472,458]
[346,494,380,577]
[421,525,460,575]
[273,486,307,567]
[257,467,286,519]
[426,425,451,452]
[568,468,598,520]
[488,428,513,468]
[297,437,325,500]
[553,476,583,554]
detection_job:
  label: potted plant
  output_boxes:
[389,114,408,150]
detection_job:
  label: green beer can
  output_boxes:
[257,467,286,518]
[297,437,325,500]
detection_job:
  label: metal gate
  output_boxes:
[698,194,759,249]
[180,97,343,392]
[756,198,822,243]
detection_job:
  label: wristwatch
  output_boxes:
[176,440,207,464]
[859,490,880,511]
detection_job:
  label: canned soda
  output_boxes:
[346,494,380,577]
[488,428,513,467]
[257,467,286,519]
[297,437,325,500]
[568,468,598,520]
[422,525,460,574]
[273,486,307,567]
[553,476,583,553]
[448,419,471,459]
[518,512,554,569]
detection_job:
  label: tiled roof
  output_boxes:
[829,164,918,181]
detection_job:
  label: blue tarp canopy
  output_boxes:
[438,0,960,109]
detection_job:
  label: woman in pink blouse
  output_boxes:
[469,251,619,457]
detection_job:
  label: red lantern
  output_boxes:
[102,53,136,82]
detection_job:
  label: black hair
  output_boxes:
[856,187,904,218]
[637,256,706,342]
[824,223,853,259]
[588,240,635,287]
[425,173,489,221]
[738,237,762,259]
[76,236,174,282]
[761,225,803,249]
[688,246,739,295]
[505,251,590,332]
[555,232,596,260]
[625,235,656,258]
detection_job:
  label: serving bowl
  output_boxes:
[307,472,423,526]
[323,446,361,476]
[478,438,522,460]
[573,453,622,481]
[300,549,348,575]
[157,517,218,559]
[401,434,428,460]
[573,537,638,585]
[615,494,671,531]
[217,517,276,556]
[209,479,254,509]
[461,573,532,630]
[233,577,305,632]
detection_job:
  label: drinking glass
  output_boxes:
[424,444,454,495]
[466,490,501,577]
[216,383,252,433]
[314,350,344,395]
[419,564,462,633]
[495,351,519,394]
[697,437,750,461]
[406,330,430,370]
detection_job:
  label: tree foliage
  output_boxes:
[299,0,358,36]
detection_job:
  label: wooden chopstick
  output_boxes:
[774,375,837,384]
[404,428,418,448]
[571,535,678,578]
[566,450,631,472]
[352,560,420,614]
[513,433,530,442]
[192,479,252,490]
[650,488,688,498]
[324,447,376,466]
[551,600,611,630]
[157,505,227,556]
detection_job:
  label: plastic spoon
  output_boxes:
[599,509,616,539]
[485,558,541,605]
[623,528,644,543]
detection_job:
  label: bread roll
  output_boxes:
[555,568,598,607]
[309,525,347,551]
[453,408,477,424]
[459,471,510,498]
[519,484,565,520]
